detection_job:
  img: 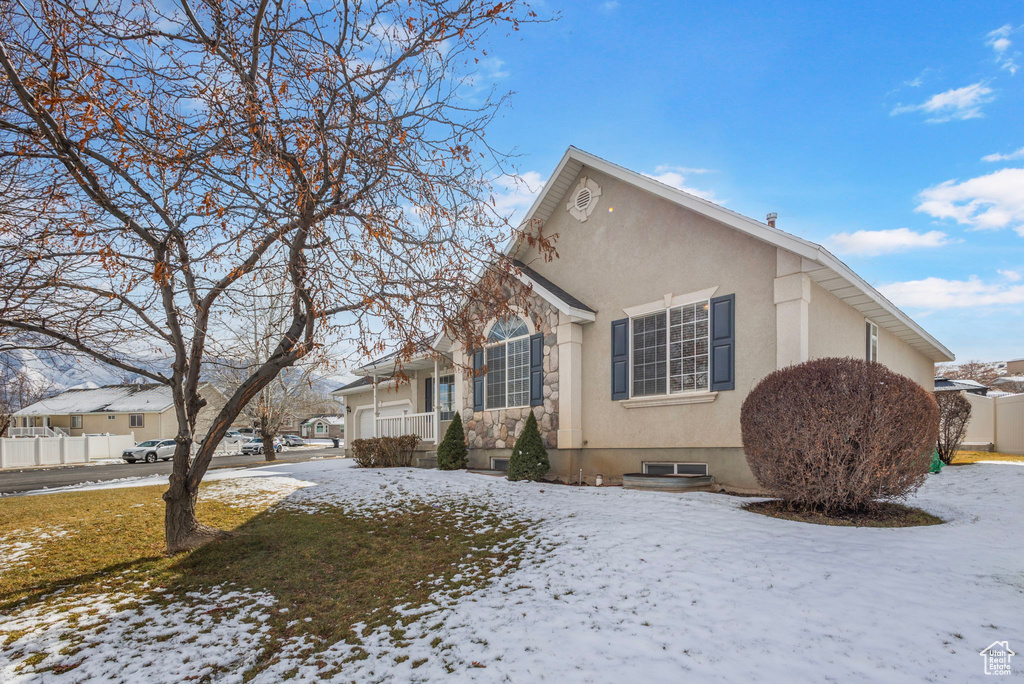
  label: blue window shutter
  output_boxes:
[611,318,629,400]
[710,294,735,391]
[529,333,544,406]
[425,376,433,413]
[472,349,485,411]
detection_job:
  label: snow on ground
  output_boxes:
[1,585,277,682]
[0,528,71,576]
[2,460,1023,682]
[200,475,317,509]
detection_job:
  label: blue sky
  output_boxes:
[478,0,1024,363]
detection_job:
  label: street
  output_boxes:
[0,447,344,495]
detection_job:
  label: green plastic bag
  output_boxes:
[929,450,944,474]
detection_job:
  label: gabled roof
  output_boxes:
[301,414,344,426]
[934,377,988,393]
[15,384,175,416]
[511,146,954,363]
[513,259,595,314]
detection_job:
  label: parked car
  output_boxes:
[235,427,257,437]
[280,435,305,447]
[241,438,282,455]
[122,439,176,463]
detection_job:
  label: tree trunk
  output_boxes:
[163,473,228,554]
[262,432,277,462]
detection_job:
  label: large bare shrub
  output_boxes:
[351,436,420,468]
[741,358,938,514]
[935,392,971,465]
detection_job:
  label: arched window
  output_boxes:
[486,316,530,409]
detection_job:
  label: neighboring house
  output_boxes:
[934,377,989,396]
[991,375,1024,394]
[10,383,226,442]
[333,147,953,490]
[1006,358,1024,375]
[301,415,345,439]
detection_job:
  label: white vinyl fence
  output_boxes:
[963,393,1024,455]
[0,434,137,469]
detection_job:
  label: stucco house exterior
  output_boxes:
[332,147,953,490]
[300,415,345,439]
[10,383,226,443]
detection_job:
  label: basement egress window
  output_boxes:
[643,462,708,476]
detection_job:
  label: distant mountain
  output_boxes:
[3,349,166,392]
[4,348,349,397]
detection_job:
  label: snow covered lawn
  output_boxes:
[2,459,1023,682]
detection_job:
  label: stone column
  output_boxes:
[556,315,583,449]
[774,248,811,369]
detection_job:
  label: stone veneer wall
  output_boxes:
[462,295,560,450]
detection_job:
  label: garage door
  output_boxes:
[357,404,410,438]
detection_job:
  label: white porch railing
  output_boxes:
[376,411,436,442]
[8,426,70,438]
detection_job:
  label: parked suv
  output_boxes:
[241,438,282,455]
[280,435,305,447]
[122,439,176,463]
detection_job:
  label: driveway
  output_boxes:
[0,447,344,495]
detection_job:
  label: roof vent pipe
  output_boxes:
[766,212,778,228]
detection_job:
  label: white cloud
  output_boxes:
[890,82,995,122]
[490,171,545,223]
[915,168,1024,233]
[827,228,953,256]
[601,1,620,10]
[643,169,719,202]
[879,275,1024,309]
[987,24,1019,75]
[982,146,1024,162]
[998,269,1022,282]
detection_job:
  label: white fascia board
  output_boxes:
[514,271,596,323]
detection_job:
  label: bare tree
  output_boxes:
[0,359,52,436]
[213,281,335,461]
[0,0,551,552]
[939,360,1002,386]
[935,391,972,465]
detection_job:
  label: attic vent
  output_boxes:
[566,176,602,222]
[575,187,592,211]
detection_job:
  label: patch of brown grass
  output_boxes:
[0,481,527,678]
[743,500,944,527]
[951,451,1024,465]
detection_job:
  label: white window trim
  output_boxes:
[438,374,456,420]
[627,299,713,401]
[866,319,879,362]
[621,392,718,409]
[70,415,82,429]
[483,316,534,411]
[129,414,144,428]
[622,286,719,318]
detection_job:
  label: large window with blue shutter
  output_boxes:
[631,301,711,396]
[484,316,532,409]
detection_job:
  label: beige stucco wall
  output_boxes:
[29,384,226,444]
[47,412,167,441]
[807,280,935,389]
[514,167,779,453]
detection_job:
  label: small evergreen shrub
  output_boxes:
[507,412,549,482]
[436,413,468,470]
[351,435,420,468]
[741,357,938,514]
